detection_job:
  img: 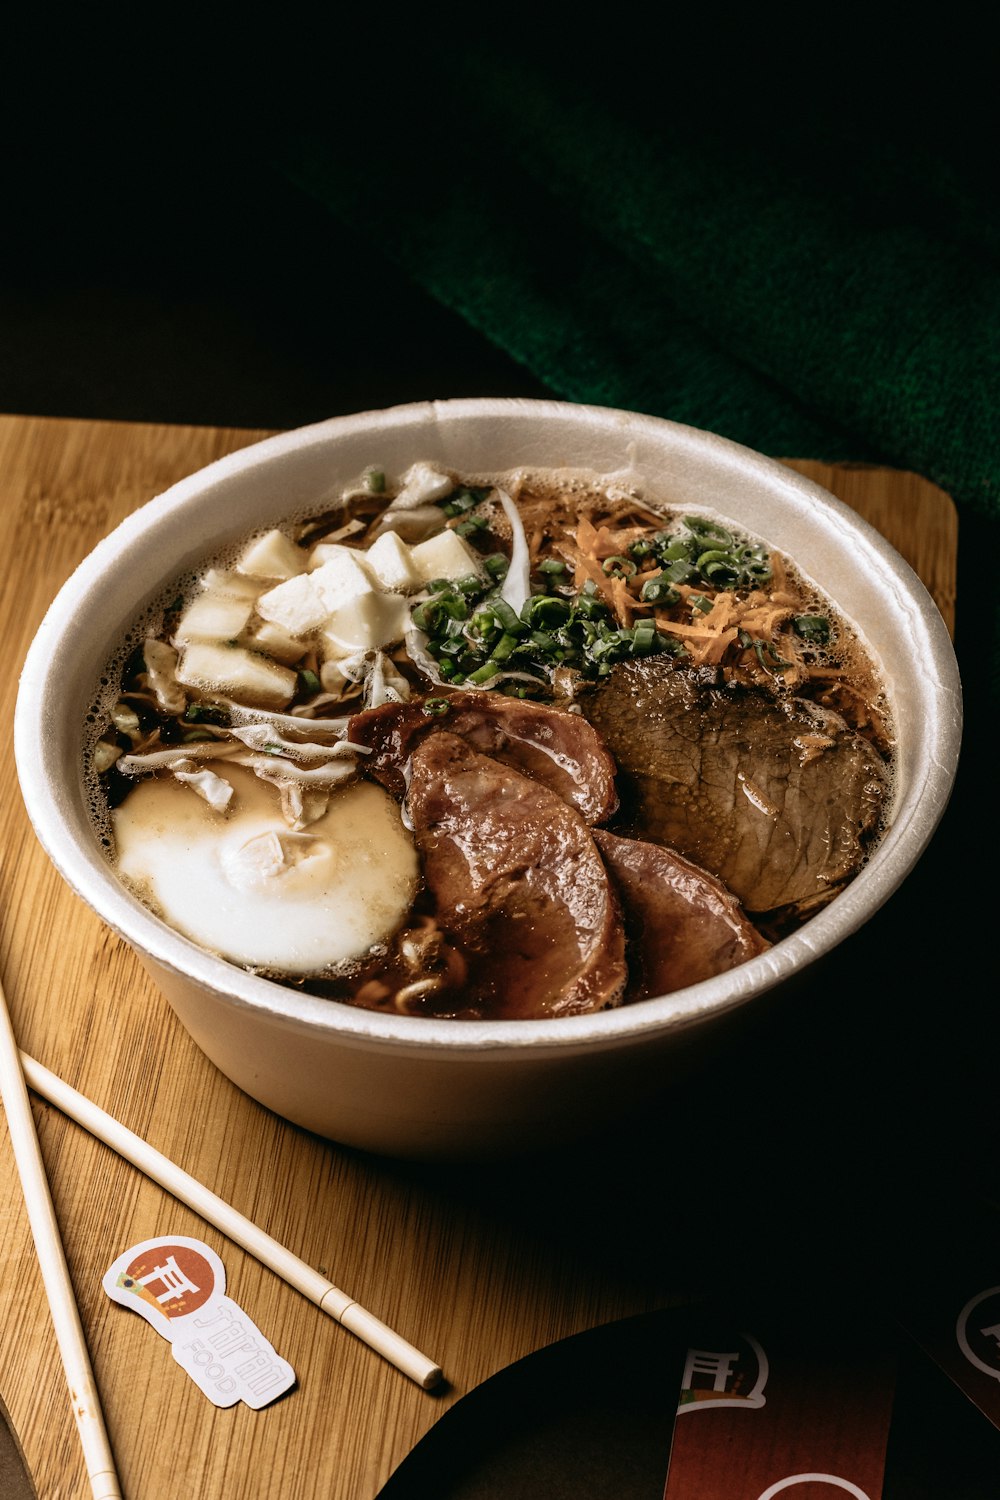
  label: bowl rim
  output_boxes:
[13,397,964,1058]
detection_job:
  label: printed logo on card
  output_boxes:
[104,1235,296,1409]
[110,1240,217,1322]
[676,1331,769,1413]
[956,1285,1000,1382]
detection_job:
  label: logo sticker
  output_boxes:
[104,1235,296,1409]
[956,1285,1000,1382]
[677,1331,768,1413]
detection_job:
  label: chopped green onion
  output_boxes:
[522,595,572,627]
[752,639,792,673]
[440,489,479,517]
[183,703,231,727]
[468,662,501,684]
[683,516,734,548]
[793,614,830,644]
[364,467,386,493]
[660,540,694,561]
[574,592,607,620]
[538,557,566,575]
[484,552,509,578]
[697,549,739,583]
[490,598,526,634]
[640,577,680,605]
[298,668,321,696]
[489,632,520,663]
[422,698,451,716]
[602,555,637,578]
[455,516,489,538]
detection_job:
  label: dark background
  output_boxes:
[2,20,994,435]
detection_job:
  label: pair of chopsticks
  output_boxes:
[0,974,442,1500]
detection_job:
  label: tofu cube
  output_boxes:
[321,591,410,653]
[408,530,482,586]
[309,547,378,612]
[200,569,265,602]
[176,643,298,709]
[237,529,307,581]
[364,531,420,593]
[256,572,329,636]
[174,591,256,645]
[244,621,309,665]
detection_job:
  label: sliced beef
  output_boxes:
[583,660,889,919]
[348,688,618,824]
[593,829,768,1002]
[405,731,627,1019]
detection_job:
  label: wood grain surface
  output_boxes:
[0,416,957,1500]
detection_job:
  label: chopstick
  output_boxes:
[0,979,123,1500]
[18,1051,444,1391]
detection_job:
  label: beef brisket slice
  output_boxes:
[593,829,769,1001]
[406,731,627,1019]
[584,661,889,916]
[348,688,618,824]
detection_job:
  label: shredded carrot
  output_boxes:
[690,627,740,665]
[768,552,789,593]
[574,516,600,556]
[610,576,635,627]
[737,604,793,640]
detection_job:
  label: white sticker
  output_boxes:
[103,1235,296,1409]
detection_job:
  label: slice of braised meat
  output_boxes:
[348,688,618,825]
[593,829,768,1002]
[583,660,889,920]
[405,731,627,1019]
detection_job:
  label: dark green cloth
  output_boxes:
[269,31,998,697]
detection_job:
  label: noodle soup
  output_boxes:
[91,459,893,1021]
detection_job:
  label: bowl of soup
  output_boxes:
[13,399,962,1158]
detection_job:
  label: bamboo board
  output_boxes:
[0,416,958,1499]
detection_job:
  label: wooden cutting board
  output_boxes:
[0,415,957,1500]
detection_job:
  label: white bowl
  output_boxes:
[13,399,962,1159]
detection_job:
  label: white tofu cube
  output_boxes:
[237,529,307,581]
[321,591,410,653]
[176,643,298,709]
[244,621,309,665]
[201,569,264,602]
[408,530,482,586]
[307,541,376,572]
[174,592,255,645]
[309,547,377,612]
[364,531,420,592]
[256,573,329,635]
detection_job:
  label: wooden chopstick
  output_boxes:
[18,1051,444,1391]
[0,980,123,1500]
